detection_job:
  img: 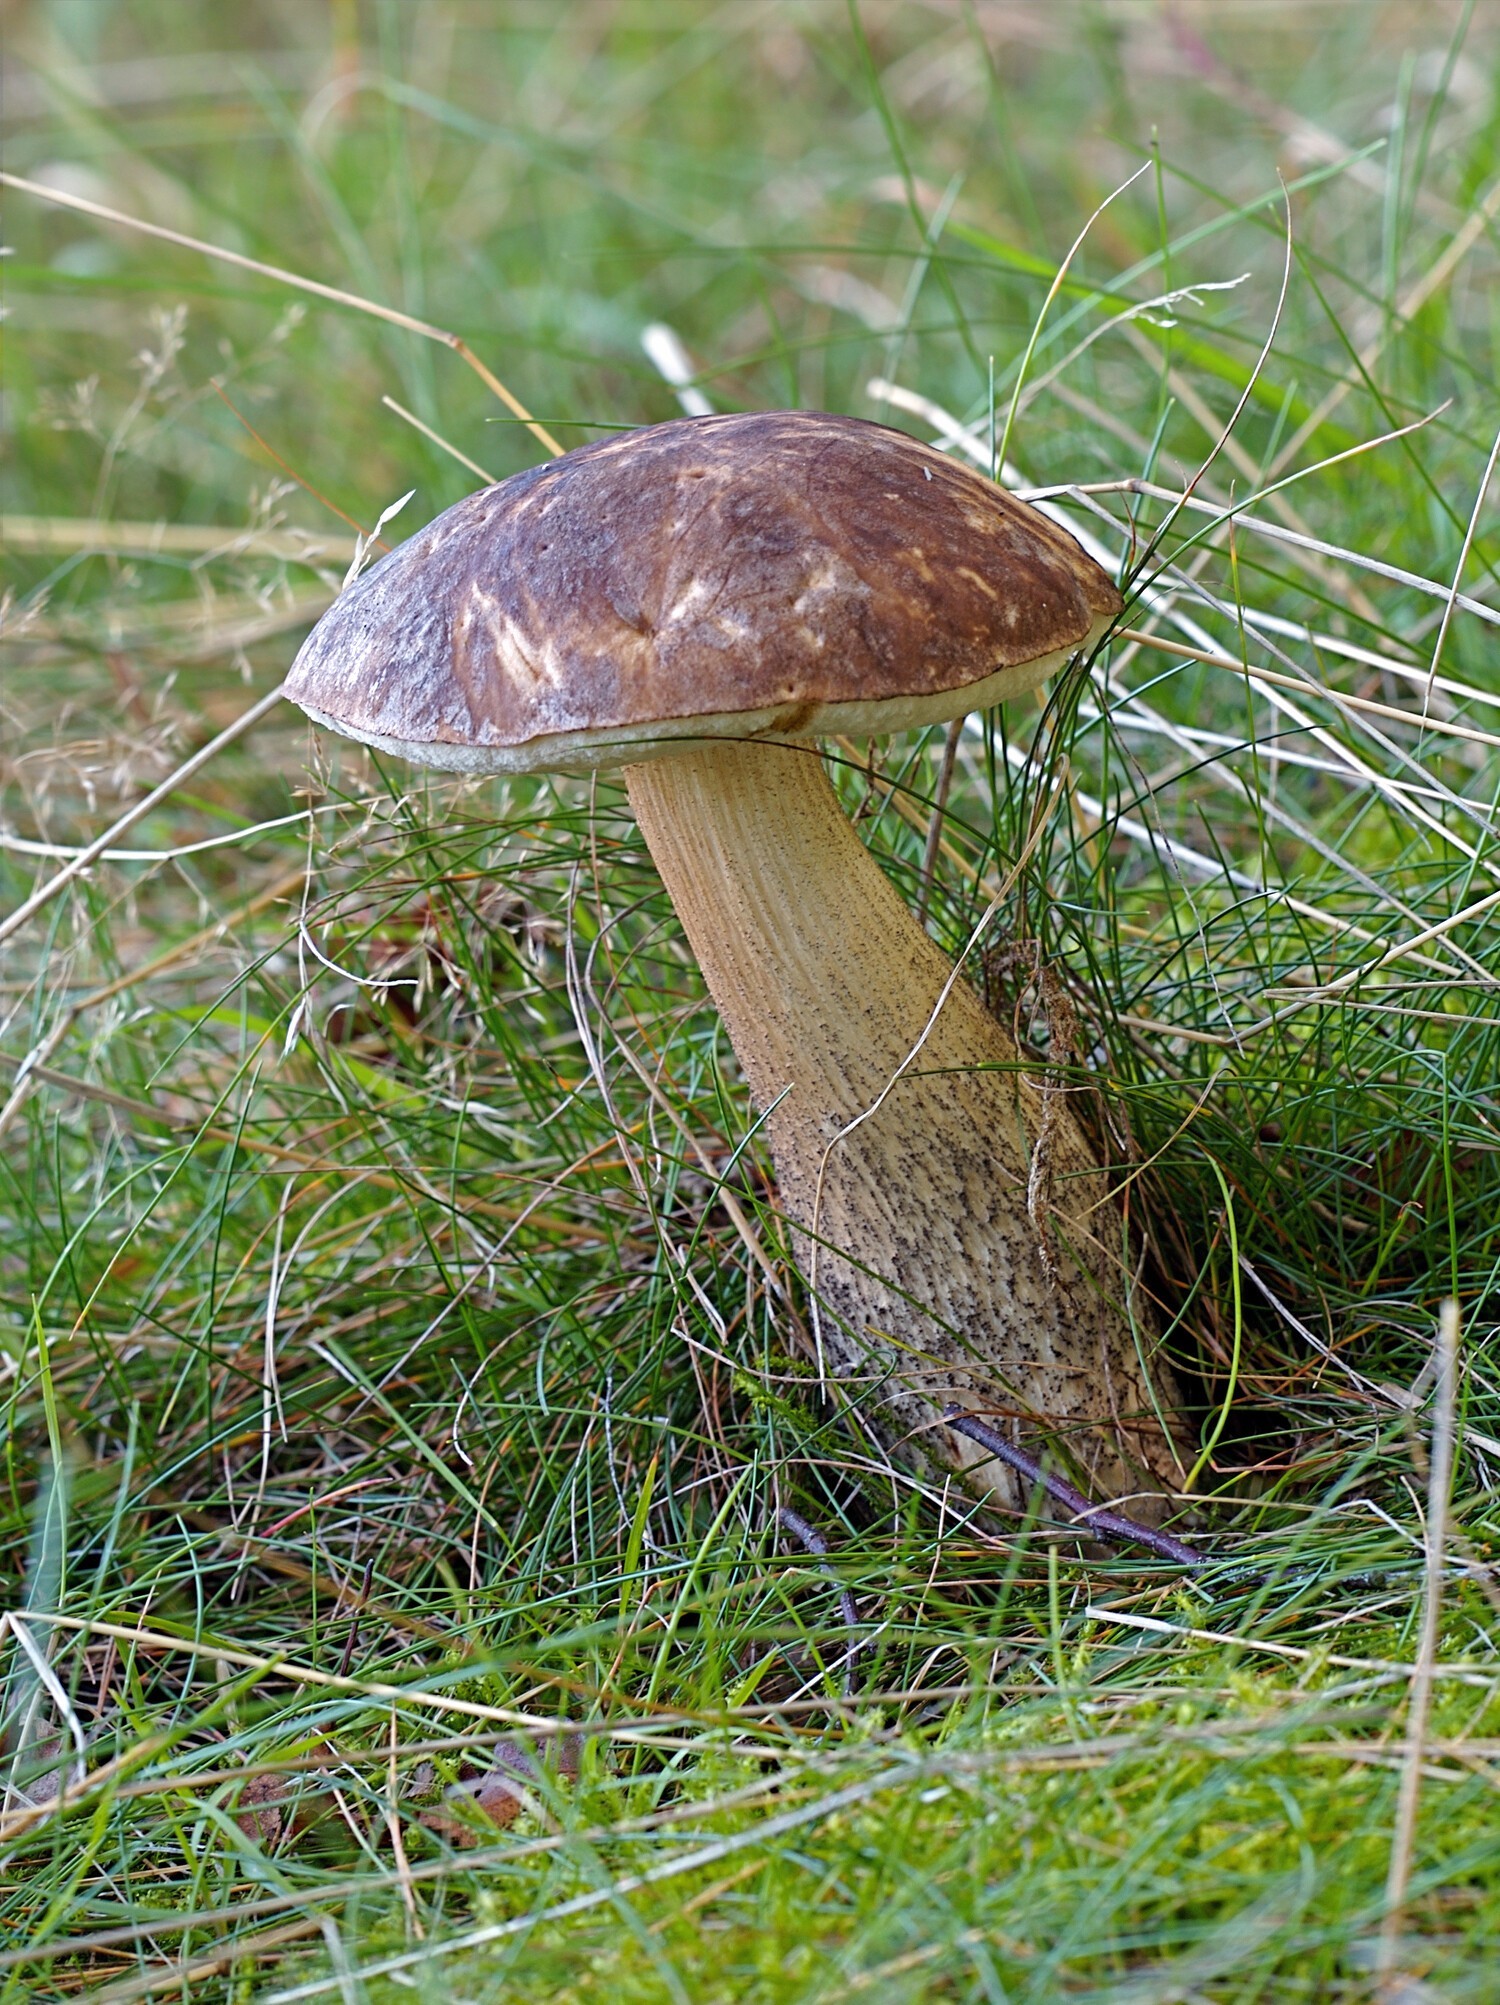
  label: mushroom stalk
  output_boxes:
[626,738,1189,1516]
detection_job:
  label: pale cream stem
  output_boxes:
[625,739,1189,1514]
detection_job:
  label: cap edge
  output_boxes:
[287,614,1114,776]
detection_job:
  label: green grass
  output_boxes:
[4,1,1500,1996]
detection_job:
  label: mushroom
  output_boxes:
[286,411,1190,1517]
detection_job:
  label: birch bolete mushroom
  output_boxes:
[285,411,1190,1517]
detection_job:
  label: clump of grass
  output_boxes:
[3,3,1500,1998]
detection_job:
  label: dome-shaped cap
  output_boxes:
[285,410,1121,773]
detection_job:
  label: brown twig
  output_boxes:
[776,1506,863,1696]
[942,1407,1206,1567]
[336,1559,376,1677]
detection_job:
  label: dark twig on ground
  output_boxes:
[942,1407,1207,1567]
[775,1505,864,1696]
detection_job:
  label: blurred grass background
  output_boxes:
[5,1,1500,1998]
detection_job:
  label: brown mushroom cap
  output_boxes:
[285,411,1121,774]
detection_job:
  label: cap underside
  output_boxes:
[291,622,1103,776]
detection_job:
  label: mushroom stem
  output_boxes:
[625,737,1190,1518]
